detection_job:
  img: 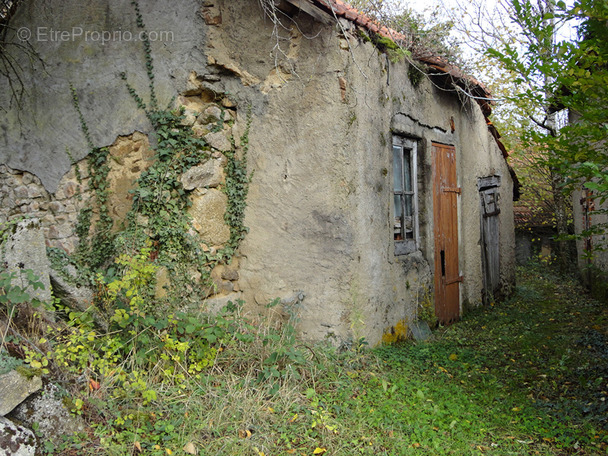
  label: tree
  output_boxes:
[484,0,608,265]
[439,0,608,268]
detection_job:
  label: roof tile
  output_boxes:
[344,9,358,20]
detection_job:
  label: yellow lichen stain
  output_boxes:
[381,319,409,345]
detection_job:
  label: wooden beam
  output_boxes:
[281,0,334,25]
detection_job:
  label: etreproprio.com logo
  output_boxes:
[16,26,174,45]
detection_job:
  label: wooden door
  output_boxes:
[432,143,461,324]
[478,176,501,303]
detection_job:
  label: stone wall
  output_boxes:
[0,163,88,254]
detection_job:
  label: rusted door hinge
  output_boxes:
[445,275,463,285]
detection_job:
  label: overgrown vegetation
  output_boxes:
[5,243,608,455]
[69,85,114,273]
[475,0,608,267]
[349,0,465,68]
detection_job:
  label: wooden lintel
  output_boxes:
[282,0,335,24]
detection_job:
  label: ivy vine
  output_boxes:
[70,85,115,273]
[57,1,252,311]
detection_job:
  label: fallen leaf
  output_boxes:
[313,448,326,454]
[183,442,197,455]
[238,429,252,439]
[134,441,142,453]
[89,379,100,391]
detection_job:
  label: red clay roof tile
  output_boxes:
[355,15,369,27]
[344,9,358,20]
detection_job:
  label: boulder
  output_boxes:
[2,219,52,314]
[203,292,243,314]
[10,384,84,443]
[48,265,94,314]
[48,266,106,331]
[197,105,223,125]
[0,371,42,416]
[204,131,232,152]
[0,417,36,456]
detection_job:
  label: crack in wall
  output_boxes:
[393,111,448,135]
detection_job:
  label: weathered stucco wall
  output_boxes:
[205,0,515,343]
[0,0,515,346]
[0,0,203,193]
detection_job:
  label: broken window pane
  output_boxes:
[403,151,412,192]
[393,194,402,240]
[404,194,412,217]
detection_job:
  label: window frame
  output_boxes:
[392,136,419,256]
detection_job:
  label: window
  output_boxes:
[392,137,419,255]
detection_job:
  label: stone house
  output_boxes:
[0,0,516,345]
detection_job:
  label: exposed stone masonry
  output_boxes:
[0,162,91,254]
[0,76,242,303]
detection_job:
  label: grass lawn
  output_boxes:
[12,262,608,455]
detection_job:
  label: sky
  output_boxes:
[406,0,579,42]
